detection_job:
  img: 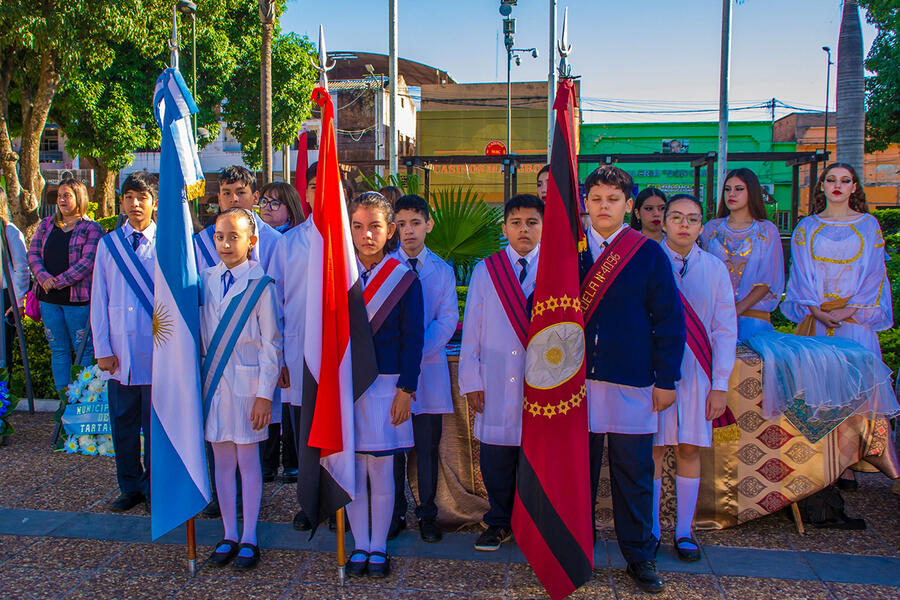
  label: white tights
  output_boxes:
[211,441,262,549]
[345,454,394,559]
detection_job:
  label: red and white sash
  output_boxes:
[362,257,417,335]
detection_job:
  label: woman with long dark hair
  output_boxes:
[701,168,784,340]
[630,187,666,243]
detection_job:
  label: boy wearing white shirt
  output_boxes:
[459,194,543,552]
[91,171,158,513]
[387,194,458,543]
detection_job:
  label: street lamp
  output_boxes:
[500,1,538,154]
[822,46,833,158]
[177,0,198,141]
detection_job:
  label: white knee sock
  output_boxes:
[675,475,700,546]
[236,443,263,549]
[211,442,239,544]
[367,455,395,560]
[346,457,370,553]
[652,477,662,541]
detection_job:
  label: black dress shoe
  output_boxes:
[282,468,298,483]
[293,510,312,531]
[836,477,859,491]
[626,561,665,593]
[262,470,276,483]
[366,551,391,578]
[474,525,511,551]
[201,499,221,518]
[208,540,239,567]
[110,492,144,512]
[346,550,368,578]
[387,515,406,541]
[419,518,442,543]
[674,537,701,562]
[232,543,260,570]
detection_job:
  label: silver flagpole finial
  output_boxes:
[168,5,179,69]
[311,25,336,90]
[557,7,572,79]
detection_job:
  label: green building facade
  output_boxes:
[578,121,798,218]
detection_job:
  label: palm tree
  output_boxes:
[836,0,865,182]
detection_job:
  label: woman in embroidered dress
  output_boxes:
[701,168,784,341]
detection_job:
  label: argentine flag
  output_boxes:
[150,68,210,539]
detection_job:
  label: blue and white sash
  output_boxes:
[103,229,154,316]
[201,275,274,419]
[195,227,218,271]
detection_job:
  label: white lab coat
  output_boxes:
[655,242,737,448]
[2,221,29,301]
[90,222,157,386]
[200,260,282,444]
[390,247,458,415]
[267,218,313,407]
[458,245,538,446]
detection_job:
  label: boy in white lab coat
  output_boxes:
[459,194,543,552]
[91,171,158,513]
[387,194,458,543]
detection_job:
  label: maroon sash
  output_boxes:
[580,227,647,323]
[679,290,736,431]
[485,252,530,348]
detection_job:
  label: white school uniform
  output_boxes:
[195,212,282,272]
[90,222,157,386]
[458,244,539,446]
[2,221,29,302]
[200,260,282,445]
[655,242,737,448]
[390,247,458,415]
[268,218,313,407]
[585,225,656,435]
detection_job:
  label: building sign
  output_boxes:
[662,139,689,154]
[485,140,507,156]
[44,169,95,186]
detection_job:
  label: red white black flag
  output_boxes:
[296,87,377,528]
[511,79,593,600]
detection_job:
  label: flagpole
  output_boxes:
[311,25,345,587]
[167,6,199,577]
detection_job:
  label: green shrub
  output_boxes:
[97,215,119,232]
[874,209,900,236]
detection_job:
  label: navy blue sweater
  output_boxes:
[579,240,685,390]
[372,277,425,391]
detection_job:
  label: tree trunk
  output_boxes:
[836,0,865,183]
[260,0,274,186]
[0,51,21,222]
[84,156,116,217]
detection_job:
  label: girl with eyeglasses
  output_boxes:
[257,182,304,233]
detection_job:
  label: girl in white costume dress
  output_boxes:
[701,168,785,341]
[201,208,282,571]
[652,194,737,562]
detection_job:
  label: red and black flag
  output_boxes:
[511,79,593,600]
[295,87,378,531]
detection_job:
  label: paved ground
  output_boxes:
[2,412,900,599]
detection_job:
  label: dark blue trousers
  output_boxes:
[393,413,443,521]
[107,381,151,497]
[479,442,519,529]
[589,432,657,564]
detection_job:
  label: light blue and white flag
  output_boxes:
[150,67,210,539]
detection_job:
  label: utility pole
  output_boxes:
[822,46,833,157]
[547,0,556,161]
[716,0,732,207]
[260,0,275,185]
[388,0,399,177]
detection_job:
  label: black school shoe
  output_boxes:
[232,543,260,570]
[282,468,298,483]
[419,518,442,543]
[387,514,406,540]
[293,510,312,531]
[366,551,391,578]
[674,537,701,562]
[208,540,239,567]
[474,525,511,551]
[110,492,144,512]
[626,561,665,593]
[201,499,221,518]
[346,550,368,578]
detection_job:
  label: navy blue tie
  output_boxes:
[408,257,419,274]
[679,257,688,277]
[130,231,142,251]
[518,258,528,284]
[222,270,235,297]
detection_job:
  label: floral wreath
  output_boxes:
[57,365,115,456]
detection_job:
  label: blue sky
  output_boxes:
[281,0,876,123]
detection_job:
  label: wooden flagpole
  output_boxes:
[186,517,197,576]
[336,508,347,585]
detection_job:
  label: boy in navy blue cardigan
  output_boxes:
[579,166,685,594]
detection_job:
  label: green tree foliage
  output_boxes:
[859,0,900,152]
[220,31,318,170]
